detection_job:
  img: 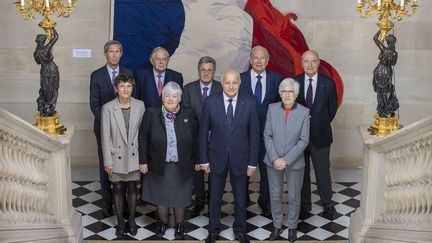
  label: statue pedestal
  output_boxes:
[35,111,67,136]
[368,113,402,137]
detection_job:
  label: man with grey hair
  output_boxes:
[182,56,223,217]
[90,40,134,217]
[294,50,339,220]
[136,46,183,108]
[240,45,282,217]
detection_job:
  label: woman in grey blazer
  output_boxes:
[263,78,310,242]
[101,74,145,238]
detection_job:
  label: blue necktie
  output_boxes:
[255,75,262,104]
[226,99,233,130]
[306,78,313,108]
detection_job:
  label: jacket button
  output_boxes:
[132,153,135,156]
[132,143,134,146]
[226,147,229,151]
[118,156,121,159]
[118,146,121,148]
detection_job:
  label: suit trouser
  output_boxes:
[95,130,112,203]
[268,165,304,229]
[246,138,269,206]
[209,168,247,235]
[300,144,334,210]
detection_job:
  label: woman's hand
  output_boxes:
[105,165,113,176]
[272,158,286,171]
[140,164,148,174]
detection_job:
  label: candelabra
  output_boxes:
[356,0,418,42]
[15,0,77,136]
[356,0,419,137]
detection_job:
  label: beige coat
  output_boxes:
[101,97,145,174]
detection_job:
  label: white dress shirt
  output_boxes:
[250,69,267,103]
[304,73,318,103]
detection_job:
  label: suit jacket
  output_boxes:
[90,65,134,136]
[181,80,223,119]
[263,102,310,170]
[138,106,198,178]
[135,68,184,108]
[199,93,260,176]
[294,73,338,148]
[101,97,145,174]
[239,70,283,130]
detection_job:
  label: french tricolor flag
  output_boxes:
[114,0,343,106]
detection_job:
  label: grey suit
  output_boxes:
[101,97,145,174]
[263,102,309,229]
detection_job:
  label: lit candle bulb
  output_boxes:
[68,0,72,6]
[400,0,405,6]
[357,0,361,4]
[377,0,381,6]
[20,0,24,7]
[45,0,49,8]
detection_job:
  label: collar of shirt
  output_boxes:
[304,73,318,100]
[106,65,120,75]
[153,69,166,83]
[222,92,238,115]
[250,69,267,100]
[200,81,213,95]
[280,101,297,110]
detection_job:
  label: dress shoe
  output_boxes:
[174,223,185,239]
[156,222,169,237]
[288,228,297,242]
[259,203,271,218]
[101,201,113,218]
[191,204,204,217]
[115,223,125,238]
[298,207,311,220]
[235,233,250,243]
[323,205,339,220]
[205,233,219,243]
[269,227,283,241]
[129,220,138,236]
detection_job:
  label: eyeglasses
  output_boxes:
[280,90,295,95]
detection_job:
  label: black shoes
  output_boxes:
[115,222,125,238]
[101,201,113,218]
[235,233,250,243]
[288,228,297,242]
[191,204,204,217]
[156,222,169,237]
[129,220,137,236]
[174,223,185,239]
[205,233,219,243]
[323,205,339,220]
[269,227,283,241]
[298,206,311,220]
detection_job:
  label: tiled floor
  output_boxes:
[72,166,362,241]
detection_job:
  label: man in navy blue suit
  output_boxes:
[240,46,282,217]
[135,47,183,108]
[90,40,133,217]
[200,69,259,243]
[293,50,339,220]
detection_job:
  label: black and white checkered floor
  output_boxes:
[72,181,360,241]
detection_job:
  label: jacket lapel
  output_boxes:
[230,96,244,135]
[112,98,128,143]
[104,67,116,96]
[312,75,323,110]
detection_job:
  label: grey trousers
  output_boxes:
[267,165,304,229]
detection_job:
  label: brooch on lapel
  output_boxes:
[184,119,188,123]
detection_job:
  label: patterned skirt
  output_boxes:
[109,170,140,182]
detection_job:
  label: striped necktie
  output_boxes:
[306,78,313,108]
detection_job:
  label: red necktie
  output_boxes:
[157,74,163,96]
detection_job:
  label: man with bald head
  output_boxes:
[294,50,339,220]
[240,45,282,217]
[200,69,259,243]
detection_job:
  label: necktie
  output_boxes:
[202,86,209,102]
[306,78,313,109]
[157,74,163,96]
[111,70,117,87]
[226,99,234,130]
[255,75,262,104]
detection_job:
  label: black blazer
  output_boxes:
[294,73,338,148]
[181,80,223,119]
[239,70,283,131]
[90,65,133,135]
[138,106,198,178]
[135,68,184,108]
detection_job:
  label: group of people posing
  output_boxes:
[89,41,339,243]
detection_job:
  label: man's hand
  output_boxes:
[105,165,113,176]
[194,164,201,171]
[201,164,211,174]
[140,164,148,174]
[247,167,256,177]
[272,158,286,171]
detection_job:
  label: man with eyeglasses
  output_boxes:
[239,46,282,218]
[136,46,184,108]
[182,56,222,217]
[294,50,339,220]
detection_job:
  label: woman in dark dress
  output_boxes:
[139,81,198,239]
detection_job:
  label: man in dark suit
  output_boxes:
[200,69,259,243]
[136,47,183,108]
[90,40,134,217]
[240,46,282,217]
[182,56,222,217]
[294,50,339,220]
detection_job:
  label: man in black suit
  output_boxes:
[90,40,133,217]
[136,47,183,108]
[240,46,282,217]
[200,69,259,243]
[182,56,222,217]
[294,50,339,220]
